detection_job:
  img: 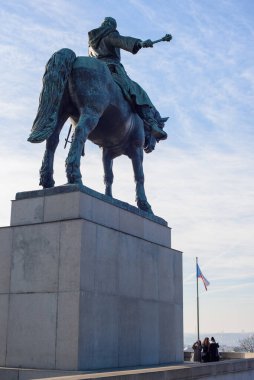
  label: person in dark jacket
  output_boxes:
[209,337,220,361]
[88,17,167,141]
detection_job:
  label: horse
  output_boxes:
[28,48,168,214]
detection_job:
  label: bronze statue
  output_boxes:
[28,19,172,213]
[88,17,170,141]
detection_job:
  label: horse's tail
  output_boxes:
[28,48,76,143]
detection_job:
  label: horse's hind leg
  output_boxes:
[39,130,60,188]
[39,109,68,188]
[65,111,100,184]
[103,148,114,197]
[131,147,153,214]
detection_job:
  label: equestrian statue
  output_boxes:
[28,17,172,214]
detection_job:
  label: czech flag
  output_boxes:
[196,263,210,291]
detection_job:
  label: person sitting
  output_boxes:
[88,17,167,141]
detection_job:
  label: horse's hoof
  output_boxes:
[137,199,154,214]
[66,179,85,191]
[39,178,55,188]
[67,177,83,185]
[105,189,113,197]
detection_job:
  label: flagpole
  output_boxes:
[196,257,200,341]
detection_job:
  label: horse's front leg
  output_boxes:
[131,147,153,214]
[39,131,60,188]
[65,112,100,185]
[103,148,114,197]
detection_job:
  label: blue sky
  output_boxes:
[0,0,253,335]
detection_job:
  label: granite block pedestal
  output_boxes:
[0,185,183,371]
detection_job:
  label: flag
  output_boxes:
[196,263,210,291]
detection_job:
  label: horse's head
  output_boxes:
[144,116,169,154]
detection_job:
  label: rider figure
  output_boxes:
[88,17,167,141]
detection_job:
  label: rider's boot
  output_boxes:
[137,106,167,141]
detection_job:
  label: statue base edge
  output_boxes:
[15,184,167,226]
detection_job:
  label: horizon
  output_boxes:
[184,331,254,348]
[0,0,254,334]
[184,331,254,335]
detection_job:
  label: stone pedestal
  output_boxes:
[0,185,183,371]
